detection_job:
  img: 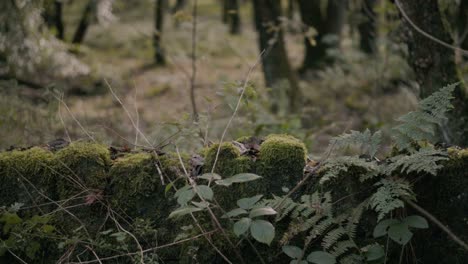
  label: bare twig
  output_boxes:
[190,0,199,121]
[404,198,468,251]
[68,229,219,264]
[394,0,468,56]
[210,49,266,173]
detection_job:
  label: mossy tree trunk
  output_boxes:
[297,0,346,72]
[252,0,302,113]
[398,0,468,145]
[223,0,241,34]
[72,0,94,44]
[154,0,166,65]
[358,0,376,54]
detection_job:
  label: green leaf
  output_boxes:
[373,219,399,238]
[250,219,275,245]
[237,195,263,209]
[42,224,55,234]
[290,260,308,264]
[174,185,191,198]
[388,223,413,245]
[169,206,202,219]
[306,251,336,264]
[222,208,248,218]
[216,173,262,186]
[0,212,22,233]
[364,244,385,261]
[177,188,195,205]
[249,207,277,218]
[196,185,213,200]
[191,201,210,208]
[110,232,127,242]
[165,181,175,196]
[403,215,429,229]
[233,217,252,237]
[198,173,222,181]
[282,245,303,259]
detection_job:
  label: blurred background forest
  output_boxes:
[1,0,467,156]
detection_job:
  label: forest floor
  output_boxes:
[1,0,419,156]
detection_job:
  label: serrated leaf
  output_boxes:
[196,185,213,200]
[250,220,275,245]
[306,251,336,264]
[222,208,248,218]
[168,206,202,219]
[233,217,251,237]
[373,219,399,238]
[237,195,263,209]
[249,207,277,218]
[282,245,303,259]
[403,215,429,229]
[216,173,262,186]
[388,223,413,245]
[198,173,222,181]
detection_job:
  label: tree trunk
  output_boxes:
[72,0,94,44]
[398,0,468,145]
[154,0,166,65]
[223,0,241,34]
[43,0,65,40]
[297,0,346,72]
[252,0,301,113]
[358,0,376,54]
[171,0,187,13]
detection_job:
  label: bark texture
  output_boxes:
[297,0,346,72]
[252,0,301,113]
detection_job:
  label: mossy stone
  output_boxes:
[55,142,111,199]
[257,134,307,194]
[0,147,55,207]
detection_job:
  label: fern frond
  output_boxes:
[330,129,382,157]
[392,83,457,151]
[330,240,356,258]
[320,156,377,184]
[384,147,448,176]
[322,227,347,249]
[370,178,414,221]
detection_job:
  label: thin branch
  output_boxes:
[404,198,468,251]
[394,0,468,56]
[210,49,266,173]
[68,230,219,264]
[190,0,199,121]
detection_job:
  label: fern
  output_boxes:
[392,83,457,151]
[319,156,378,184]
[370,178,415,221]
[330,129,382,157]
[383,147,449,176]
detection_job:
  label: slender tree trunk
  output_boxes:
[223,0,241,34]
[358,0,376,54]
[252,0,301,113]
[72,0,94,44]
[297,0,346,72]
[287,0,295,20]
[43,0,65,40]
[172,0,187,13]
[398,0,468,145]
[154,0,166,65]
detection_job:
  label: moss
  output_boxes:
[0,147,55,207]
[110,152,175,219]
[55,142,111,199]
[204,142,243,176]
[257,134,307,194]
